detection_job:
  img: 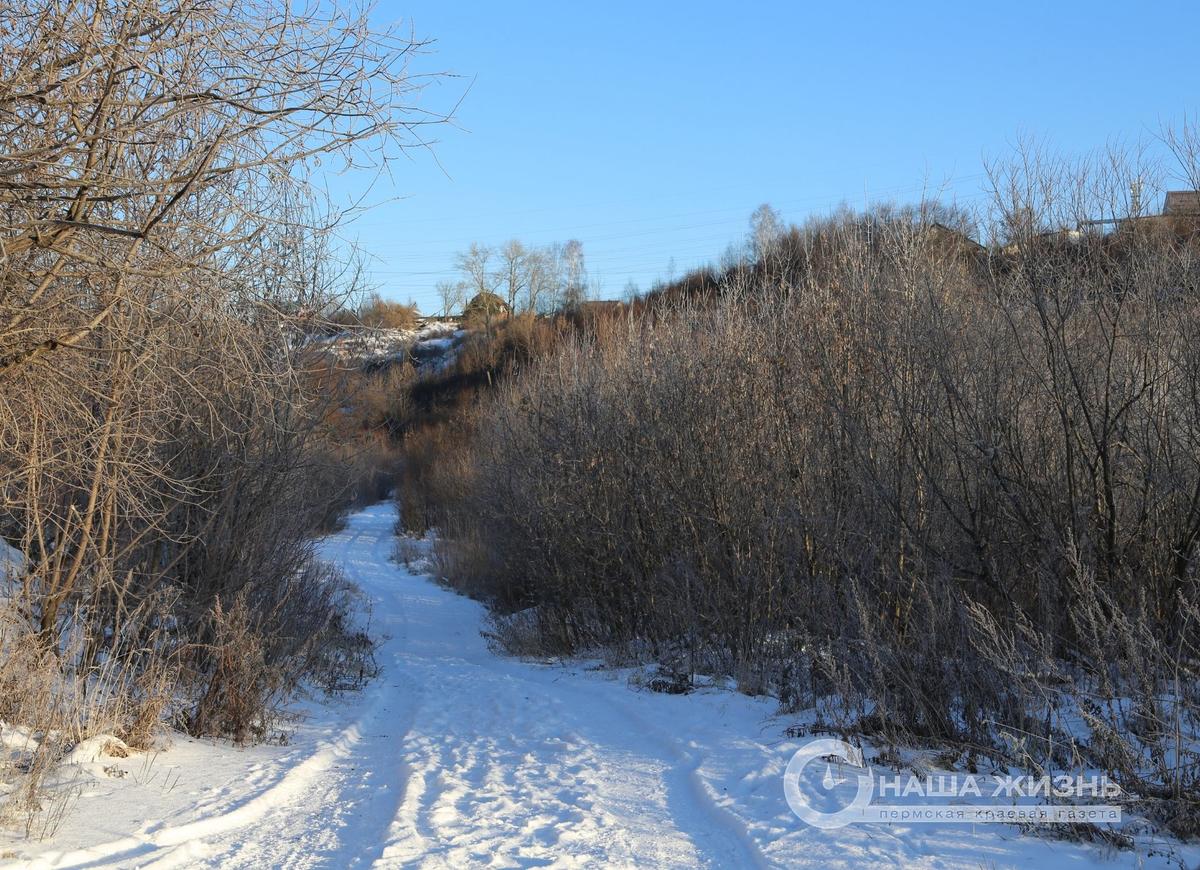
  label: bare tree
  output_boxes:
[455,243,499,300]
[498,240,530,313]
[436,279,467,318]
[524,249,556,314]
[449,239,586,315]
[561,239,588,307]
[0,0,447,755]
[748,203,784,265]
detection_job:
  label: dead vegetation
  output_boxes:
[407,139,1200,837]
[0,0,445,833]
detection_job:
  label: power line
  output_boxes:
[353,182,996,303]
[345,171,992,230]
[345,174,992,241]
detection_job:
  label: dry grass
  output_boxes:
[0,598,175,836]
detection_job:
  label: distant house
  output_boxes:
[924,222,985,254]
[1163,190,1200,217]
[1072,189,1200,239]
[999,226,1088,256]
[462,291,510,325]
[1036,227,1085,244]
[1124,190,1200,237]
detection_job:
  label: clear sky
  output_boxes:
[330,0,1200,312]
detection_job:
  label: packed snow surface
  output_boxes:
[8,503,1198,868]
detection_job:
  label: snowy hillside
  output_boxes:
[305,322,464,371]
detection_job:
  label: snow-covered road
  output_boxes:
[196,503,765,868]
[15,503,1196,868]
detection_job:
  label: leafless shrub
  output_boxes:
[429,137,1200,834]
[393,537,426,570]
[356,295,421,331]
[481,609,556,659]
[0,594,176,833]
[185,557,377,743]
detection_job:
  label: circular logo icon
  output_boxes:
[783,738,874,829]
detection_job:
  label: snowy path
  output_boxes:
[14,503,1198,868]
[199,504,763,869]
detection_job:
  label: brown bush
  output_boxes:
[357,294,421,330]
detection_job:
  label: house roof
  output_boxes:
[927,222,984,250]
[1163,190,1200,216]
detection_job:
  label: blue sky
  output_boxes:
[330,1,1200,311]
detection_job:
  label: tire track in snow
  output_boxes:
[27,515,419,870]
[28,712,381,868]
[27,503,770,868]
[438,659,771,869]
